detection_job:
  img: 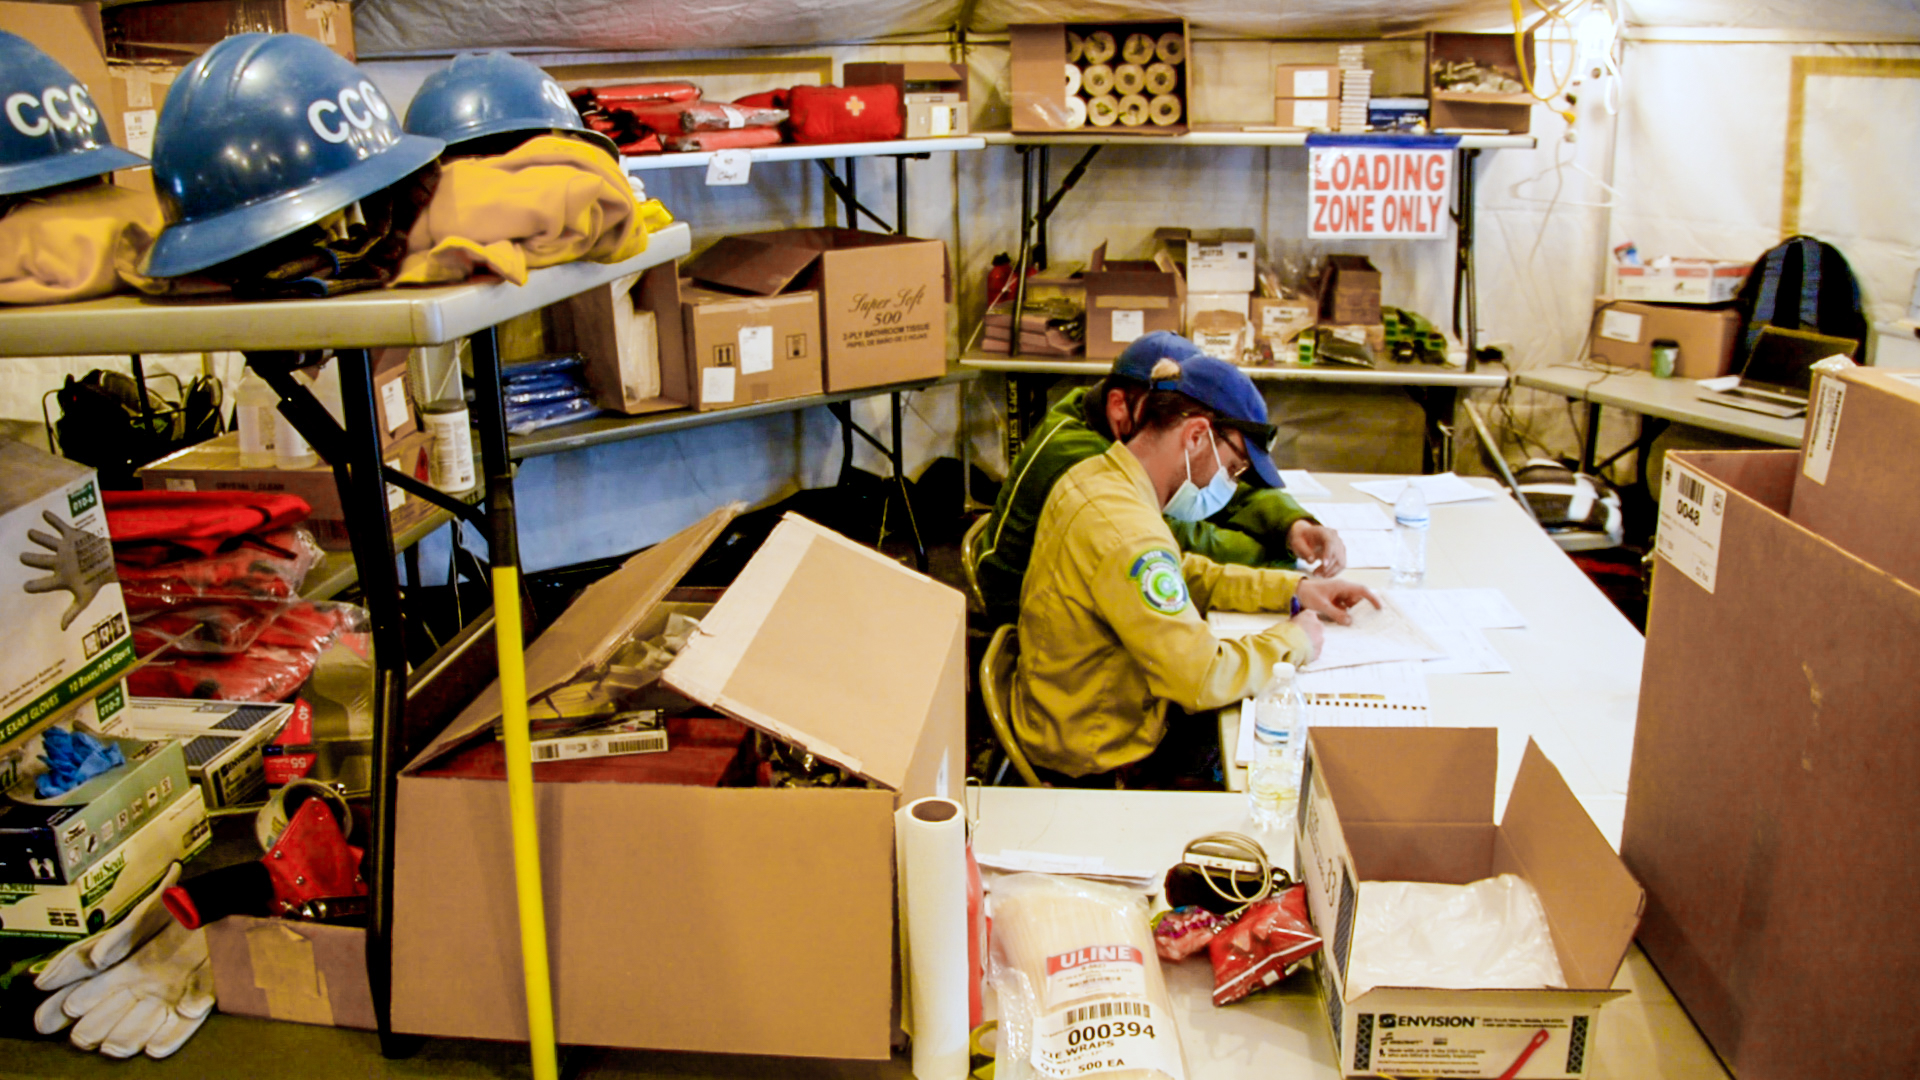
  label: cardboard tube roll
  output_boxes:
[1080,63,1114,97]
[1114,63,1146,96]
[1157,32,1187,64]
[1119,93,1150,126]
[1063,62,1081,97]
[898,798,969,1080]
[1064,95,1088,129]
[1122,32,1156,65]
[1066,30,1084,64]
[1149,94,1183,126]
[1083,30,1117,64]
[1087,94,1120,126]
[1146,61,1178,95]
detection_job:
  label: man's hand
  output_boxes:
[1295,578,1382,626]
[21,511,116,631]
[1290,610,1325,660]
[1288,520,1346,577]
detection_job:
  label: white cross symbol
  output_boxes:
[845,96,866,116]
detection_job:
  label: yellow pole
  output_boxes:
[492,565,559,1080]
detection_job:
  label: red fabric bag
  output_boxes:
[104,490,311,562]
[786,84,901,144]
[662,127,783,153]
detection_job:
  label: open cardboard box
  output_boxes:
[1792,365,1920,585]
[1083,242,1185,360]
[548,263,691,416]
[1297,728,1643,1079]
[391,506,966,1057]
[206,915,375,1030]
[1010,20,1191,135]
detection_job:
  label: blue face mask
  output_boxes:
[1163,431,1237,522]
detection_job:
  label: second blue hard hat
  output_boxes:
[142,33,444,279]
[0,31,147,197]
[403,51,619,160]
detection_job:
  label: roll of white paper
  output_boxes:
[1064,95,1088,129]
[1063,62,1081,97]
[899,797,969,1080]
[1122,32,1156,65]
[1149,94,1183,126]
[1157,32,1187,65]
[1087,94,1120,127]
[1066,30,1084,64]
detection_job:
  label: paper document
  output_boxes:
[1387,589,1515,674]
[1350,473,1495,506]
[1209,595,1446,673]
[1279,470,1332,497]
[1433,588,1527,629]
[1301,502,1394,532]
[1234,662,1431,765]
[1340,531,1399,569]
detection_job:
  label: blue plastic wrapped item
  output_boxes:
[506,396,604,435]
[500,354,585,380]
[501,371,579,394]
[35,727,126,798]
[503,383,588,407]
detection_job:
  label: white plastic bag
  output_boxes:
[1345,874,1565,998]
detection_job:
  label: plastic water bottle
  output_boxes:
[1392,484,1430,587]
[234,368,276,468]
[1247,663,1307,832]
[273,374,318,470]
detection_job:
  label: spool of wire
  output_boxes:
[1114,63,1146,96]
[1145,61,1178,95]
[1083,30,1117,64]
[1086,94,1120,127]
[1066,30,1084,64]
[1148,94,1183,126]
[1064,95,1088,129]
[1080,62,1115,97]
[1122,32,1156,65]
[1118,93,1150,126]
[1156,32,1186,65]
[1063,62,1081,97]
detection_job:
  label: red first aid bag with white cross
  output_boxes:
[786,84,901,144]
[1207,884,1322,1006]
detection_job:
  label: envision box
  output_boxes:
[392,506,966,1057]
[1608,259,1749,305]
[1298,728,1642,1078]
[0,786,208,938]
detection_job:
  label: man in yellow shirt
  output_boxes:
[1014,341,1378,787]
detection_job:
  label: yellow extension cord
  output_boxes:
[1511,0,1580,127]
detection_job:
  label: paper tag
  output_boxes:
[1046,946,1147,1005]
[1656,460,1726,593]
[719,103,746,129]
[164,478,196,492]
[1599,309,1644,343]
[701,366,736,404]
[383,454,406,511]
[705,148,751,186]
[1292,99,1329,128]
[122,67,153,108]
[1802,378,1846,485]
[380,377,410,434]
[1293,70,1331,97]
[931,106,953,136]
[1033,1000,1185,1080]
[935,754,949,799]
[1111,309,1145,343]
[1194,330,1239,360]
[123,109,157,157]
[738,325,774,374]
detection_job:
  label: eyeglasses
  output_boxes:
[1214,426,1252,482]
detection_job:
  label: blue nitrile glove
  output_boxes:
[36,728,125,798]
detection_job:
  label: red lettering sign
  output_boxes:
[1307,147,1454,239]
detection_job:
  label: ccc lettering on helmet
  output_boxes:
[6,84,100,138]
[307,80,393,144]
[540,79,570,111]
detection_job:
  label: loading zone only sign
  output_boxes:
[1308,147,1453,239]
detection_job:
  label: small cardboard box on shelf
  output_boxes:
[1317,255,1382,325]
[206,915,375,1029]
[843,62,969,138]
[1588,301,1740,379]
[550,263,692,415]
[1792,365,1920,585]
[1608,259,1750,305]
[1083,242,1185,360]
[1011,20,1190,134]
[1427,31,1534,134]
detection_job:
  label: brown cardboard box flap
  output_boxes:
[1496,741,1643,990]
[408,503,739,769]
[684,236,820,297]
[1309,727,1497,824]
[664,513,965,791]
[205,916,376,1030]
[900,61,965,82]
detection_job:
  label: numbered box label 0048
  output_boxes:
[1656,461,1726,593]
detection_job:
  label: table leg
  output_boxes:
[1582,400,1603,473]
[1412,386,1459,474]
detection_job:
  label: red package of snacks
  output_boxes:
[1154,906,1224,962]
[1207,885,1322,1006]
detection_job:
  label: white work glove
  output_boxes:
[34,862,181,992]
[34,920,213,1059]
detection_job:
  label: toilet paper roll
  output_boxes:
[1064,94,1088,129]
[1156,32,1187,65]
[1149,94,1183,126]
[1083,29,1117,64]
[898,797,969,1080]
[1118,93,1150,126]
[1086,94,1120,126]
[1122,32,1156,65]
[1080,62,1114,97]
[1114,62,1146,96]
[1063,62,1081,97]
[1066,30,1084,64]
[1145,61,1178,95]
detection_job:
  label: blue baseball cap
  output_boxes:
[1122,331,1283,489]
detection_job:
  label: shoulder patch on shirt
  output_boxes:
[1128,549,1189,615]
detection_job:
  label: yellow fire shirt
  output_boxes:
[0,184,161,305]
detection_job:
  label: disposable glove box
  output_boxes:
[0,734,189,886]
[0,786,207,938]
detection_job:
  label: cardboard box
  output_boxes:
[1793,366,1920,585]
[1275,97,1335,130]
[102,60,181,190]
[1186,290,1252,331]
[361,349,419,450]
[206,915,375,1029]
[1589,301,1740,379]
[100,698,291,809]
[1625,449,1920,1079]
[392,507,966,1057]
[686,229,948,393]
[1297,728,1642,1079]
[550,263,690,415]
[681,283,825,412]
[1428,32,1533,135]
[0,735,188,886]
[844,62,969,138]
[1011,21,1190,135]
[1158,227,1257,294]
[1276,64,1342,99]
[0,786,208,938]
[1251,296,1319,346]
[1190,310,1251,362]
[104,0,354,61]
[1084,242,1186,360]
[1317,255,1381,325]
[1609,260,1750,305]
[0,442,134,750]
[139,430,436,551]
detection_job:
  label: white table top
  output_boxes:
[963,353,1509,389]
[976,129,1538,151]
[972,787,1730,1080]
[1516,364,1804,447]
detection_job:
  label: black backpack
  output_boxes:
[1732,235,1867,368]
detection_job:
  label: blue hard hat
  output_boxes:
[1133,331,1284,489]
[404,52,619,161]
[142,33,444,279]
[0,31,146,196]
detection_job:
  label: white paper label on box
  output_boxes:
[1046,945,1147,1004]
[383,455,406,511]
[1802,378,1846,485]
[379,376,410,434]
[123,110,158,157]
[705,148,751,186]
[1033,999,1184,1080]
[738,325,774,374]
[1111,310,1145,343]
[931,106,953,137]
[164,478,196,492]
[1292,70,1332,97]
[1656,460,1726,593]
[1194,331,1240,360]
[1293,99,1330,129]
[1599,309,1644,344]
[701,366,736,404]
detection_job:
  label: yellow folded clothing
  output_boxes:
[0,184,162,305]
[396,134,673,286]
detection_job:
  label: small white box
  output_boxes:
[1609,260,1750,305]
[102,698,293,809]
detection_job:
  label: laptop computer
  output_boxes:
[1697,325,1857,418]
